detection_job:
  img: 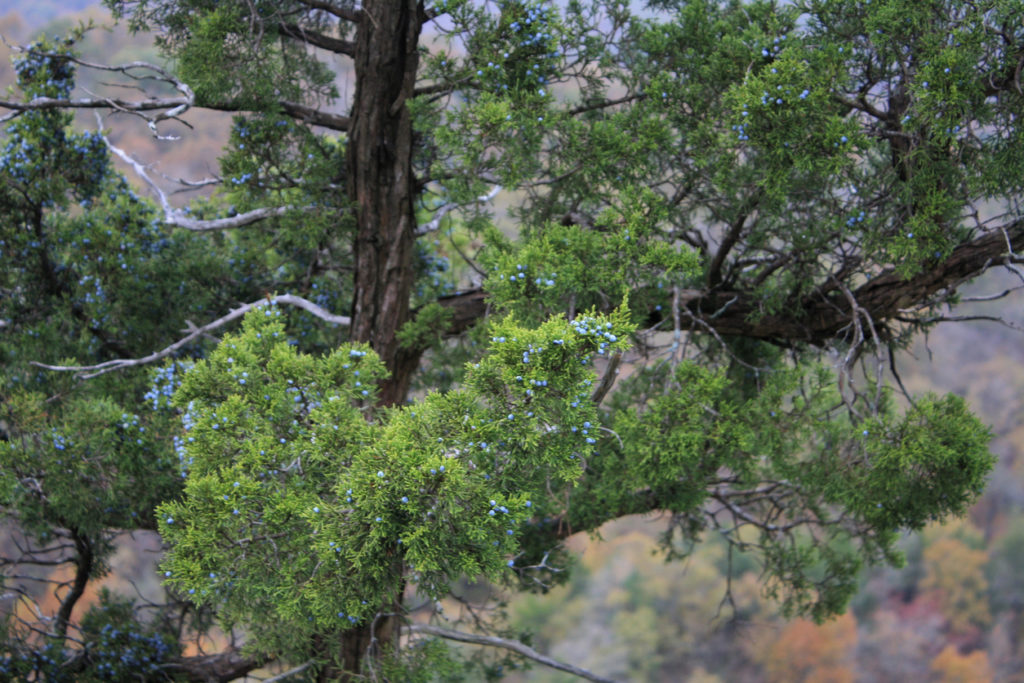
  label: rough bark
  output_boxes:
[347,0,423,407]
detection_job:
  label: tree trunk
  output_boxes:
[331,1,421,677]
[328,615,400,683]
[347,0,423,407]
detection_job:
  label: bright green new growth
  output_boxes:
[159,303,632,652]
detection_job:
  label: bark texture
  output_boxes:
[347,0,423,407]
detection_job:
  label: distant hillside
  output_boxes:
[0,1,99,31]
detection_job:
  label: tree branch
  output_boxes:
[0,50,195,138]
[707,190,762,288]
[261,660,314,682]
[568,92,646,117]
[415,186,501,236]
[276,100,350,131]
[435,220,1024,347]
[99,122,300,231]
[278,22,356,56]
[53,529,92,643]
[164,648,269,683]
[0,48,350,133]
[407,624,618,683]
[30,295,351,379]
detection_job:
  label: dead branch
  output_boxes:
[99,122,302,231]
[30,295,351,379]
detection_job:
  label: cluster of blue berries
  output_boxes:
[415,243,454,294]
[77,274,106,305]
[86,624,175,679]
[0,625,174,680]
[50,429,70,451]
[14,42,75,99]
[759,34,788,59]
[477,0,561,94]
[844,210,866,227]
[145,361,192,410]
[569,316,618,355]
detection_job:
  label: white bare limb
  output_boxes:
[168,206,298,232]
[30,295,351,379]
[0,47,195,137]
[415,185,501,236]
[0,94,190,124]
[98,120,299,232]
[407,624,618,683]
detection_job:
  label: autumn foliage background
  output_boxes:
[0,2,1022,681]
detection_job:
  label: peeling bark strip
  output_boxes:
[347,0,422,406]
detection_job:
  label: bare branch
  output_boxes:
[100,124,300,231]
[54,530,92,643]
[896,313,1024,332]
[172,206,298,232]
[164,647,269,683]
[30,295,351,379]
[590,351,622,406]
[407,624,618,683]
[0,49,196,137]
[275,101,350,131]
[0,92,190,126]
[0,47,350,133]
[415,186,501,236]
[261,660,314,682]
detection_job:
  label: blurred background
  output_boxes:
[1,4,1021,681]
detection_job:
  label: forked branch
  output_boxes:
[98,118,303,231]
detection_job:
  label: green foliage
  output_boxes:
[158,305,631,659]
[399,302,455,351]
[840,395,993,531]
[567,357,993,621]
